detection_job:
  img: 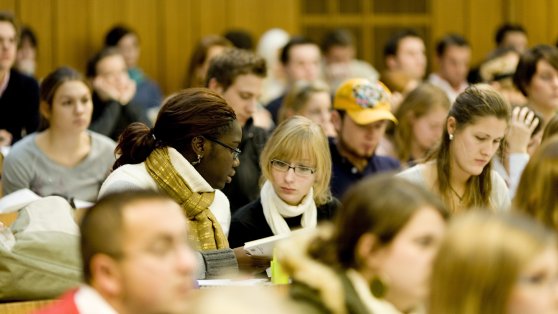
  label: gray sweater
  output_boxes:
[2,132,116,202]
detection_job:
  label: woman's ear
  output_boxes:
[446,116,457,135]
[191,136,206,156]
[355,233,385,269]
[39,101,51,120]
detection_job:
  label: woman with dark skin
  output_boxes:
[100,88,267,278]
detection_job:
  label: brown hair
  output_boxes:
[513,45,558,97]
[184,35,231,88]
[430,84,510,212]
[429,210,555,314]
[392,83,450,163]
[542,114,558,142]
[513,136,558,230]
[311,174,448,269]
[39,66,91,130]
[81,190,172,283]
[40,66,90,107]
[205,47,266,90]
[86,47,122,78]
[113,88,236,169]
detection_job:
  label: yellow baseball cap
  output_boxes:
[333,78,397,125]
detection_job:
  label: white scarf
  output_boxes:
[260,180,317,235]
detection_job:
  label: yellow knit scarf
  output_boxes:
[145,148,229,251]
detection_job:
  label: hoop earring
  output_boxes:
[449,133,454,141]
[191,154,203,166]
[370,276,388,298]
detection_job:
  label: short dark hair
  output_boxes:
[436,33,469,57]
[383,29,422,58]
[86,47,121,78]
[19,26,37,48]
[104,25,136,47]
[495,23,527,46]
[279,36,317,65]
[321,28,355,53]
[513,45,558,96]
[205,48,266,90]
[223,29,254,50]
[80,190,171,283]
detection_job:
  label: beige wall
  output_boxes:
[0,0,556,95]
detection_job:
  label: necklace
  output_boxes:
[449,185,464,203]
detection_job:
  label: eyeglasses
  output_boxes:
[270,159,315,177]
[206,137,241,159]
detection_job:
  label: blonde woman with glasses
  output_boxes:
[228,116,339,249]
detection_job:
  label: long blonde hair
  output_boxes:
[429,210,556,314]
[260,116,332,205]
[514,136,558,230]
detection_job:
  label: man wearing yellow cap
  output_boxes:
[330,78,401,198]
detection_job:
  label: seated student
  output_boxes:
[2,67,115,202]
[184,35,231,88]
[15,26,38,77]
[329,78,400,198]
[382,83,450,168]
[99,88,263,278]
[104,25,163,113]
[513,45,558,130]
[398,84,511,213]
[278,80,337,137]
[34,191,197,314]
[206,48,269,213]
[228,116,339,249]
[514,136,558,230]
[278,174,448,314]
[429,210,558,314]
[86,48,151,140]
[0,12,40,147]
[320,28,379,91]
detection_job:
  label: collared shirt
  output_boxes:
[329,137,400,198]
[0,70,10,97]
[428,73,468,104]
[75,285,118,314]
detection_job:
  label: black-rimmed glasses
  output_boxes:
[206,137,241,159]
[270,159,315,177]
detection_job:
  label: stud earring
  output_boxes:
[191,154,203,166]
[449,133,454,141]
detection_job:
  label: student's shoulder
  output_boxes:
[5,134,38,160]
[373,154,400,168]
[10,69,39,87]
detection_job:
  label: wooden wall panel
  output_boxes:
[4,0,558,96]
[17,0,52,79]
[161,0,192,93]
[121,0,160,85]
[0,0,16,13]
[467,0,505,63]
[53,0,90,73]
